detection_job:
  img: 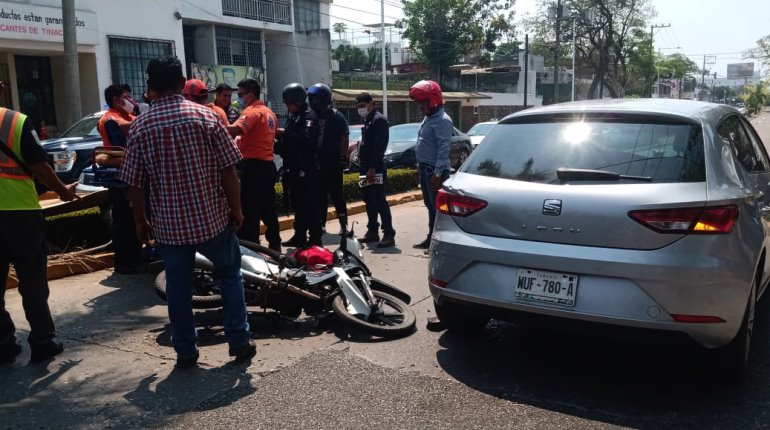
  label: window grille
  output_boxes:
[216,26,263,68]
[294,0,320,32]
[108,37,175,97]
[222,0,292,25]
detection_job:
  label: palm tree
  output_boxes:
[333,22,347,42]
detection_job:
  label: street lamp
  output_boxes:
[550,5,593,102]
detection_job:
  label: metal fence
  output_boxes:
[222,0,292,25]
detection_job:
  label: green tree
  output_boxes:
[656,53,698,80]
[492,41,520,63]
[525,0,656,99]
[401,0,516,83]
[333,44,368,71]
[744,34,770,79]
[742,82,769,115]
[333,22,348,41]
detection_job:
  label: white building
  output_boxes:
[0,0,332,132]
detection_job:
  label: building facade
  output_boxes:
[0,0,331,132]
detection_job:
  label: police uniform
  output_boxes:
[276,105,322,246]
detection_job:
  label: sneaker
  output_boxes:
[412,236,431,249]
[0,342,22,364]
[360,231,380,243]
[426,317,446,332]
[281,236,307,247]
[175,350,200,369]
[377,234,395,248]
[229,340,257,363]
[29,339,64,362]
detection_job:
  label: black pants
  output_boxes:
[362,171,395,236]
[287,171,322,244]
[0,211,56,346]
[318,166,347,227]
[238,159,281,247]
[110,188,142,270]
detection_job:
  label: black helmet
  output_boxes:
[307,83,332,113]
[282,83,307,105]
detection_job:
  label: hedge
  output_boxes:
[42,168,418,253]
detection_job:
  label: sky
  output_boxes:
[329,0,770,77]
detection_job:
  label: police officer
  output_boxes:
[0,81,78,364]
[276,83,323,247]
[307,83,349,234]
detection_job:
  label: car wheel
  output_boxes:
[455,149,469,170]
[434,299,489,334]
[710,277,756,381]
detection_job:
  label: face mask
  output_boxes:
[357,108,369,117]
[120,98,134,114]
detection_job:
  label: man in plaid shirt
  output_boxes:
[119,56,255,368]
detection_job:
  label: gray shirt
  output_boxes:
[415,107,453,174]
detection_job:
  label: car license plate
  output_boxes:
[515,269,578,307]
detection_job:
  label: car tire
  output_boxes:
[710,278,756,381]
[434,299,489,334]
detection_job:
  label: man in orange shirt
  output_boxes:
[183,79,228,125]
[227,78,280,252]
[97,84,141,274]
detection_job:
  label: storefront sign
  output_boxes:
[190,63,265,91]
[0,1,97,45]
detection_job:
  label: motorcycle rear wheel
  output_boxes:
[154,270,224,309]
[332,290,416,339]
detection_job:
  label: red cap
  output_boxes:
[184,79,209,97]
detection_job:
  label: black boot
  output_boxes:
[29,339,64,362]
[377,234,396,248]
[412,235,431,249]
[0,341,22,364]
[361,230,380,243]
[282,235,307,247]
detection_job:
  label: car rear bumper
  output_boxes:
[429,215,756,349]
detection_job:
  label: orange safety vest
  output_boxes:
[0,108,39,210]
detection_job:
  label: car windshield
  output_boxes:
[389,124,420,142]
[61,115,100,138]
[468,123,495,136]
[349,128,362,141]
[460,119,705,184]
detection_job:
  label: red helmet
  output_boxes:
[409,80,444,109]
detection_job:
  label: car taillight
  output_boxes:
[628,205,739,234]
[436,189,487,217]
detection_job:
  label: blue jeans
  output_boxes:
[158,228,249,357]
[419,164,450,237]
[361,170,395,236]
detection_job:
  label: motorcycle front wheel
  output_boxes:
[154,270,223,309]
[332,290,416,339]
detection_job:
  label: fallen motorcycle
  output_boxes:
[153,217,416,339]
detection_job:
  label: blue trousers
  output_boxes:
[158,228,250,357]
[419,164,450,237]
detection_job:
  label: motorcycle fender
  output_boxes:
[333,267,371,318]
[370,278,412,305]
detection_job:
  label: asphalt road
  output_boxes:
[2,109,770,429]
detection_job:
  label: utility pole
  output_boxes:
[700,55,716,100]
[62,0,81,128]
[524,34,529,108]
[553,0,562,104]
[649,23,670,98]
[380,0,387,117]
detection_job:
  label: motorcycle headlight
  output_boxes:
[51,150,77,172]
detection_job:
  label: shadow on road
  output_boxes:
[435,297,770,429]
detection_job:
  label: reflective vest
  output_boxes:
[0,108,39,210]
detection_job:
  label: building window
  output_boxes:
[108,37,175,97]
[216,26,263,68]
[294,0,320,32]
[222,0,292,25]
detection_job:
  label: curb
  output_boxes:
[5,190,424,290]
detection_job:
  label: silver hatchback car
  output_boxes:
[429,99,769,378]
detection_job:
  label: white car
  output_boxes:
[467,121,497,149]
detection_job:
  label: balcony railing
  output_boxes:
[222,0,292,25]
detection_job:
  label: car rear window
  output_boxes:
[460,119,705,183]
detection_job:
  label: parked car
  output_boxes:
[467,121,497,149]
[383,123,473,170]
[41,111,105,184]
[347,124,363,171]
[430,99,767,378]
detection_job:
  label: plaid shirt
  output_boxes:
[118,95,242,245]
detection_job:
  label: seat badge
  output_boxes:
[543,199,562,216]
